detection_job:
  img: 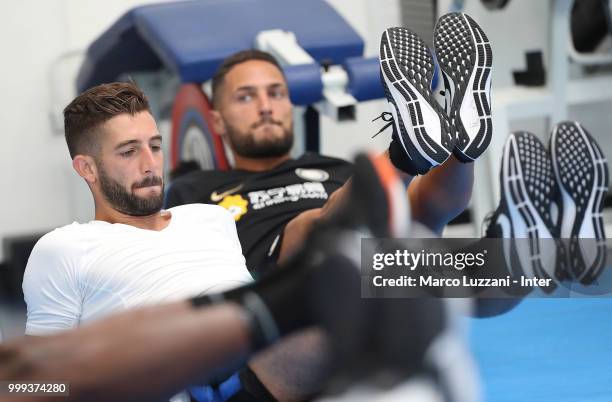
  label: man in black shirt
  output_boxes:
[166,49,476,274]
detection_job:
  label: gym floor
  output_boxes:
[471,298,612,402]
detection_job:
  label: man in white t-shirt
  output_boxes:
[23,82,328,401]
[23,203,250,333]
[23,82,252,335]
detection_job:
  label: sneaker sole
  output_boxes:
[380,27,454,174]
[501,132,562,285]
[550,121,609,283]
[434,13,492,162]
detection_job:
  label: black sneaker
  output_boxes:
[379,27,454,176]
[434,12,493,162]
[550,121,609,284]
[484,131,567,290]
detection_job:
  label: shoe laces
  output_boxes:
[371,112,394,138]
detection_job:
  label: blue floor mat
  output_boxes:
[470,298,612,402]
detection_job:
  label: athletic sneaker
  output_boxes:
[434,13,493,162]
[379,27,454,175]
[484,131,567,290]
[550,121,609,284]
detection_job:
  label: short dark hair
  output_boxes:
[63,81,151,159]
[211,50,285,107]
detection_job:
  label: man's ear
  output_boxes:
[72,155,98,184]
[210,109,226,138]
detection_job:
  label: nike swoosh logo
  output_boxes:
[210,183,244,202]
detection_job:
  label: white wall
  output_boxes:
[0,0,169,260]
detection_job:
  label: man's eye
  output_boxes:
[120,149,135,157]
[270,89,286,98]
[237,94,253,102]
[151,145,162,152]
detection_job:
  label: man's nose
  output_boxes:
[141,148,157,174]
[258,93,272,116]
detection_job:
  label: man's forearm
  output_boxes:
[0,302,251,402]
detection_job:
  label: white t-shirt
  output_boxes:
[23,204,253,336]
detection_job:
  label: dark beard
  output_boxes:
[98,168,164,217]
[227,118,294,158]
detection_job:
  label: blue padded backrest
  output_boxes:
[77,0,365,93]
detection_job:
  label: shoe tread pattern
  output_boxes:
[507,132,567,285]
[552,122,609,283]
[381,28,453,168]
[515,133,559,231]
[434,13,492,162]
